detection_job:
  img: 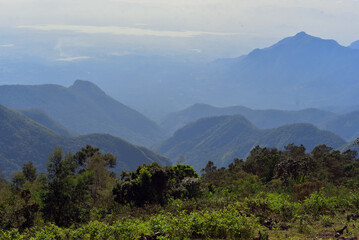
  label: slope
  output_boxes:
[17,108,75,136]
[204,32,359,109]
[156,115,346,172]
[161,103,337,134]
[322,110,359,141]
[0,104,170,178]
[0,80,167,146]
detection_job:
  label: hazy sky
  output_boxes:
[1,0,359,59]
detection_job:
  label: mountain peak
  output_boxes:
[69,79,106,95]
[71,79,100,88]
[294,31,310,37]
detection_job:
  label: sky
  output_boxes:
[1,0,359,60]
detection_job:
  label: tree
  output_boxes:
[113,163,201,207]
[41,147,92,227]
[22,162,37,183]
[243,146,280,183]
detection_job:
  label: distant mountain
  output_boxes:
[322,110,359,141]
[350,40,359,49]
[0,80,167,146]
[16,108,75,136]
[204,32,359,109]
[319,105,359,114]
[2,33,359,119]
[156,115,346,171]
[0,104,170,178]
[161,103,337,134]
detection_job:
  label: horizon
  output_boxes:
[1,0,359,61]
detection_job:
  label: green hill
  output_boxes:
[0,104,170,178]
[322,110,359,141]
[16,108,75,136]
[156,115,346,171]
[0,80,167,146]
[161,103,337,134]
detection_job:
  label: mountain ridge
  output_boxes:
[157,115,346,171]
[0,80,167,146]
[0,104,170,178]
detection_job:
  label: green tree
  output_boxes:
[41,147,92,227]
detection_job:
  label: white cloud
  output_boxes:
[109,51,132,56]
[191,49,202,53]
[0,44,14,47]
[18,24,240,38]
[56,56,91,62]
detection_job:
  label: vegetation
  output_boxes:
[156,115,346,172]
[1,143,359,239]
[0,104,170,178]
[161,103,337,135]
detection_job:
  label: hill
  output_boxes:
[16,108,75,136]
[156,115,346,171]
[0,104,170,178]
[0,80,167,146]
[322,110,359,141]
[161,103,337,134]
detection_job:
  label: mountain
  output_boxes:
[0,54,202,121]
[0,80,167,146]
[16,108,75,136]
[0,104,170,178]
[350,40,359,50]
[161,103,337,134]
[322,110,359,141]
[2,33,359,119]
[203,32,359,110]
[156,115,346,171]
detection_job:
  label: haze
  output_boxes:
[1,0,359,60]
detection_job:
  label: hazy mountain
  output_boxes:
[0,54,202,121]
[203,32,359,110]
[349,40,359,50]
[0,80,167,146]
[2,32,359,119]
[322,110,359,141]
[16,108,75,136]
[156,115,346,171]
[161,103,337,134]
[0,104,170,178]
[319,105,359,114]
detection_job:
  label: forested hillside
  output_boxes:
[0,104,170,178]
[161,103,337,134]
[157,115,346,171]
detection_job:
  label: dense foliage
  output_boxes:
[1,143,359,239]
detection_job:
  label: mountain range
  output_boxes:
[3,32,359,120]
[202,32,359,110]
[156,115,346,171]
[0,104,170,178]
[161,103,337,135]
[0,80,167,146]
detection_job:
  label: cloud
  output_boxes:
[108,51,132,56]
[0,44,14,47]
[56,56,91,62]
[18,24,240,38]
[190,49,202,53]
